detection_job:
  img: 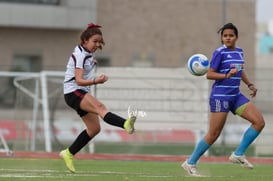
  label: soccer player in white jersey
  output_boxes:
[182,23,265,176]
[60,23,137,173]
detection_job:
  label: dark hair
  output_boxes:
[80,27,105,49]
[217,23,238,37]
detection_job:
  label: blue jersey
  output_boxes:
[209,45,244,101]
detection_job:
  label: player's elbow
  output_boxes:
[75,78,86,86]
[206,72,212,80]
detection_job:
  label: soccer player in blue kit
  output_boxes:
[182,23,265,177]
[60,23,138,173]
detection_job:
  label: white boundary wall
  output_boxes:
[0,68,209,152]
[1,68,273,155]
[95,68,209,131]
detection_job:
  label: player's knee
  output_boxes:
[96,102,107,111]
[257,119,265,130]
[253,117,265,131]
[87,126,101,137]
[206,132,221,144]
[93,126,101,135]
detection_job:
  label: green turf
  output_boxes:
[0,158,272,181]
[93,142,255,156]
[94,142,195,155]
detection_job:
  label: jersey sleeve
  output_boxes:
[209,50,221,71]
[74,53,85,69]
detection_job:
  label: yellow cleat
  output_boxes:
[59,149,76,173]
[124,106,138,134]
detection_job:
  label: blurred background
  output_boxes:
[0,0,272,157]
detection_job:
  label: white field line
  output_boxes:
[0,168,176,178]
[1,168,272,178]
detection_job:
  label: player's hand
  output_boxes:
[93,59,98,64]
[226,68,238,78]
[249,84,257,97]
[95,74,108,84]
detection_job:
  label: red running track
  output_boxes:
[1,151,273,164]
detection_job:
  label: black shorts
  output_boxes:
[64,89,88,117]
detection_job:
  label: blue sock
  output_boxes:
[234,126,260,156]
[187,138,210,164]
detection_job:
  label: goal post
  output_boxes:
[40,71,64,152]
[0,71,65,152]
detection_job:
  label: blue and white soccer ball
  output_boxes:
[187,54,209,76]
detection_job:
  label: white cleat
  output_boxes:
[181,160,203,177]
[229,152,253,169]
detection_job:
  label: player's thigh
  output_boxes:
[240,102,265,130]
[209,112,228,131]
[80,94,108,115]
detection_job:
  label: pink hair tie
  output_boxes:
[87,23,102,28]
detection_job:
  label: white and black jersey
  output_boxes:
[64,45,96,94]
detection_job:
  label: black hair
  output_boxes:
[217,23,238,37]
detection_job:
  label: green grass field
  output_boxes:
[0,158,272,181]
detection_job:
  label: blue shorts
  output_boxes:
[210,93,249,114]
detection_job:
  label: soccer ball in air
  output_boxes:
[187,54,209,76]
